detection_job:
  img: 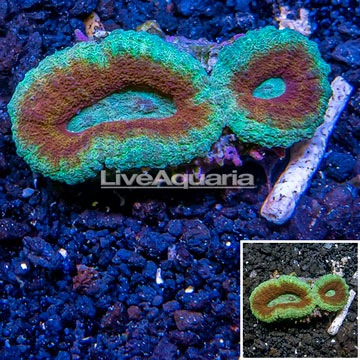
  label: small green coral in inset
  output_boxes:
[249,275,315,323]
[312,274,349,312]
[212,26,332,148]
[249,274,350,323]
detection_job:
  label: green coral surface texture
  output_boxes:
[249,274,349,323]
[8,30,222,184]
[249,275,315,323]
[312,274,349,312]
[211,26,332,148]
[8,26,332,184]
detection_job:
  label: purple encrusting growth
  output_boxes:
[205,134,242,167]
[224,147,242,166]
[192,134,243,178]
[74,29,89,42]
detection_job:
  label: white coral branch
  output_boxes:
[275,6,312,36]
[260,76,353,225]
[327,289,356,336]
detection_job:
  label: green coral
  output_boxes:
[8,26,333,184]
[8,30,222,184]
[252,78,287,99]
[211,26,332,148]
[312,274,349,312]
[67,90,177,133]
[249,275,315,323]
[250,274,350,323]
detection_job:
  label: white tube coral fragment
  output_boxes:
[260,76,353,225]
[275,6,311,36]
[327,289,356,336]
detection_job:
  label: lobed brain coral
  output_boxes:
[8,26,332,184]
[249,274,349,323]
[212,26,332,148]
[249,275,315,323]
[312,274,349,312]
[8,30,222,184]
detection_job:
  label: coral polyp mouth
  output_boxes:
[252,78,286,99]
[66,89,177,133]
[267,293,302,307]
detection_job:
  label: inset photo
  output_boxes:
[241,241,358,358]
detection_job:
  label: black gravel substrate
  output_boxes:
[0,0,360,359]
[243,242,358,358]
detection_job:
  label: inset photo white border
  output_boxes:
[240,240,359,360]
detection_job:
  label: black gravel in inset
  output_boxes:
[243,243,358,358]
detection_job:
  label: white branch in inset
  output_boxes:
[327,289,356,336]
